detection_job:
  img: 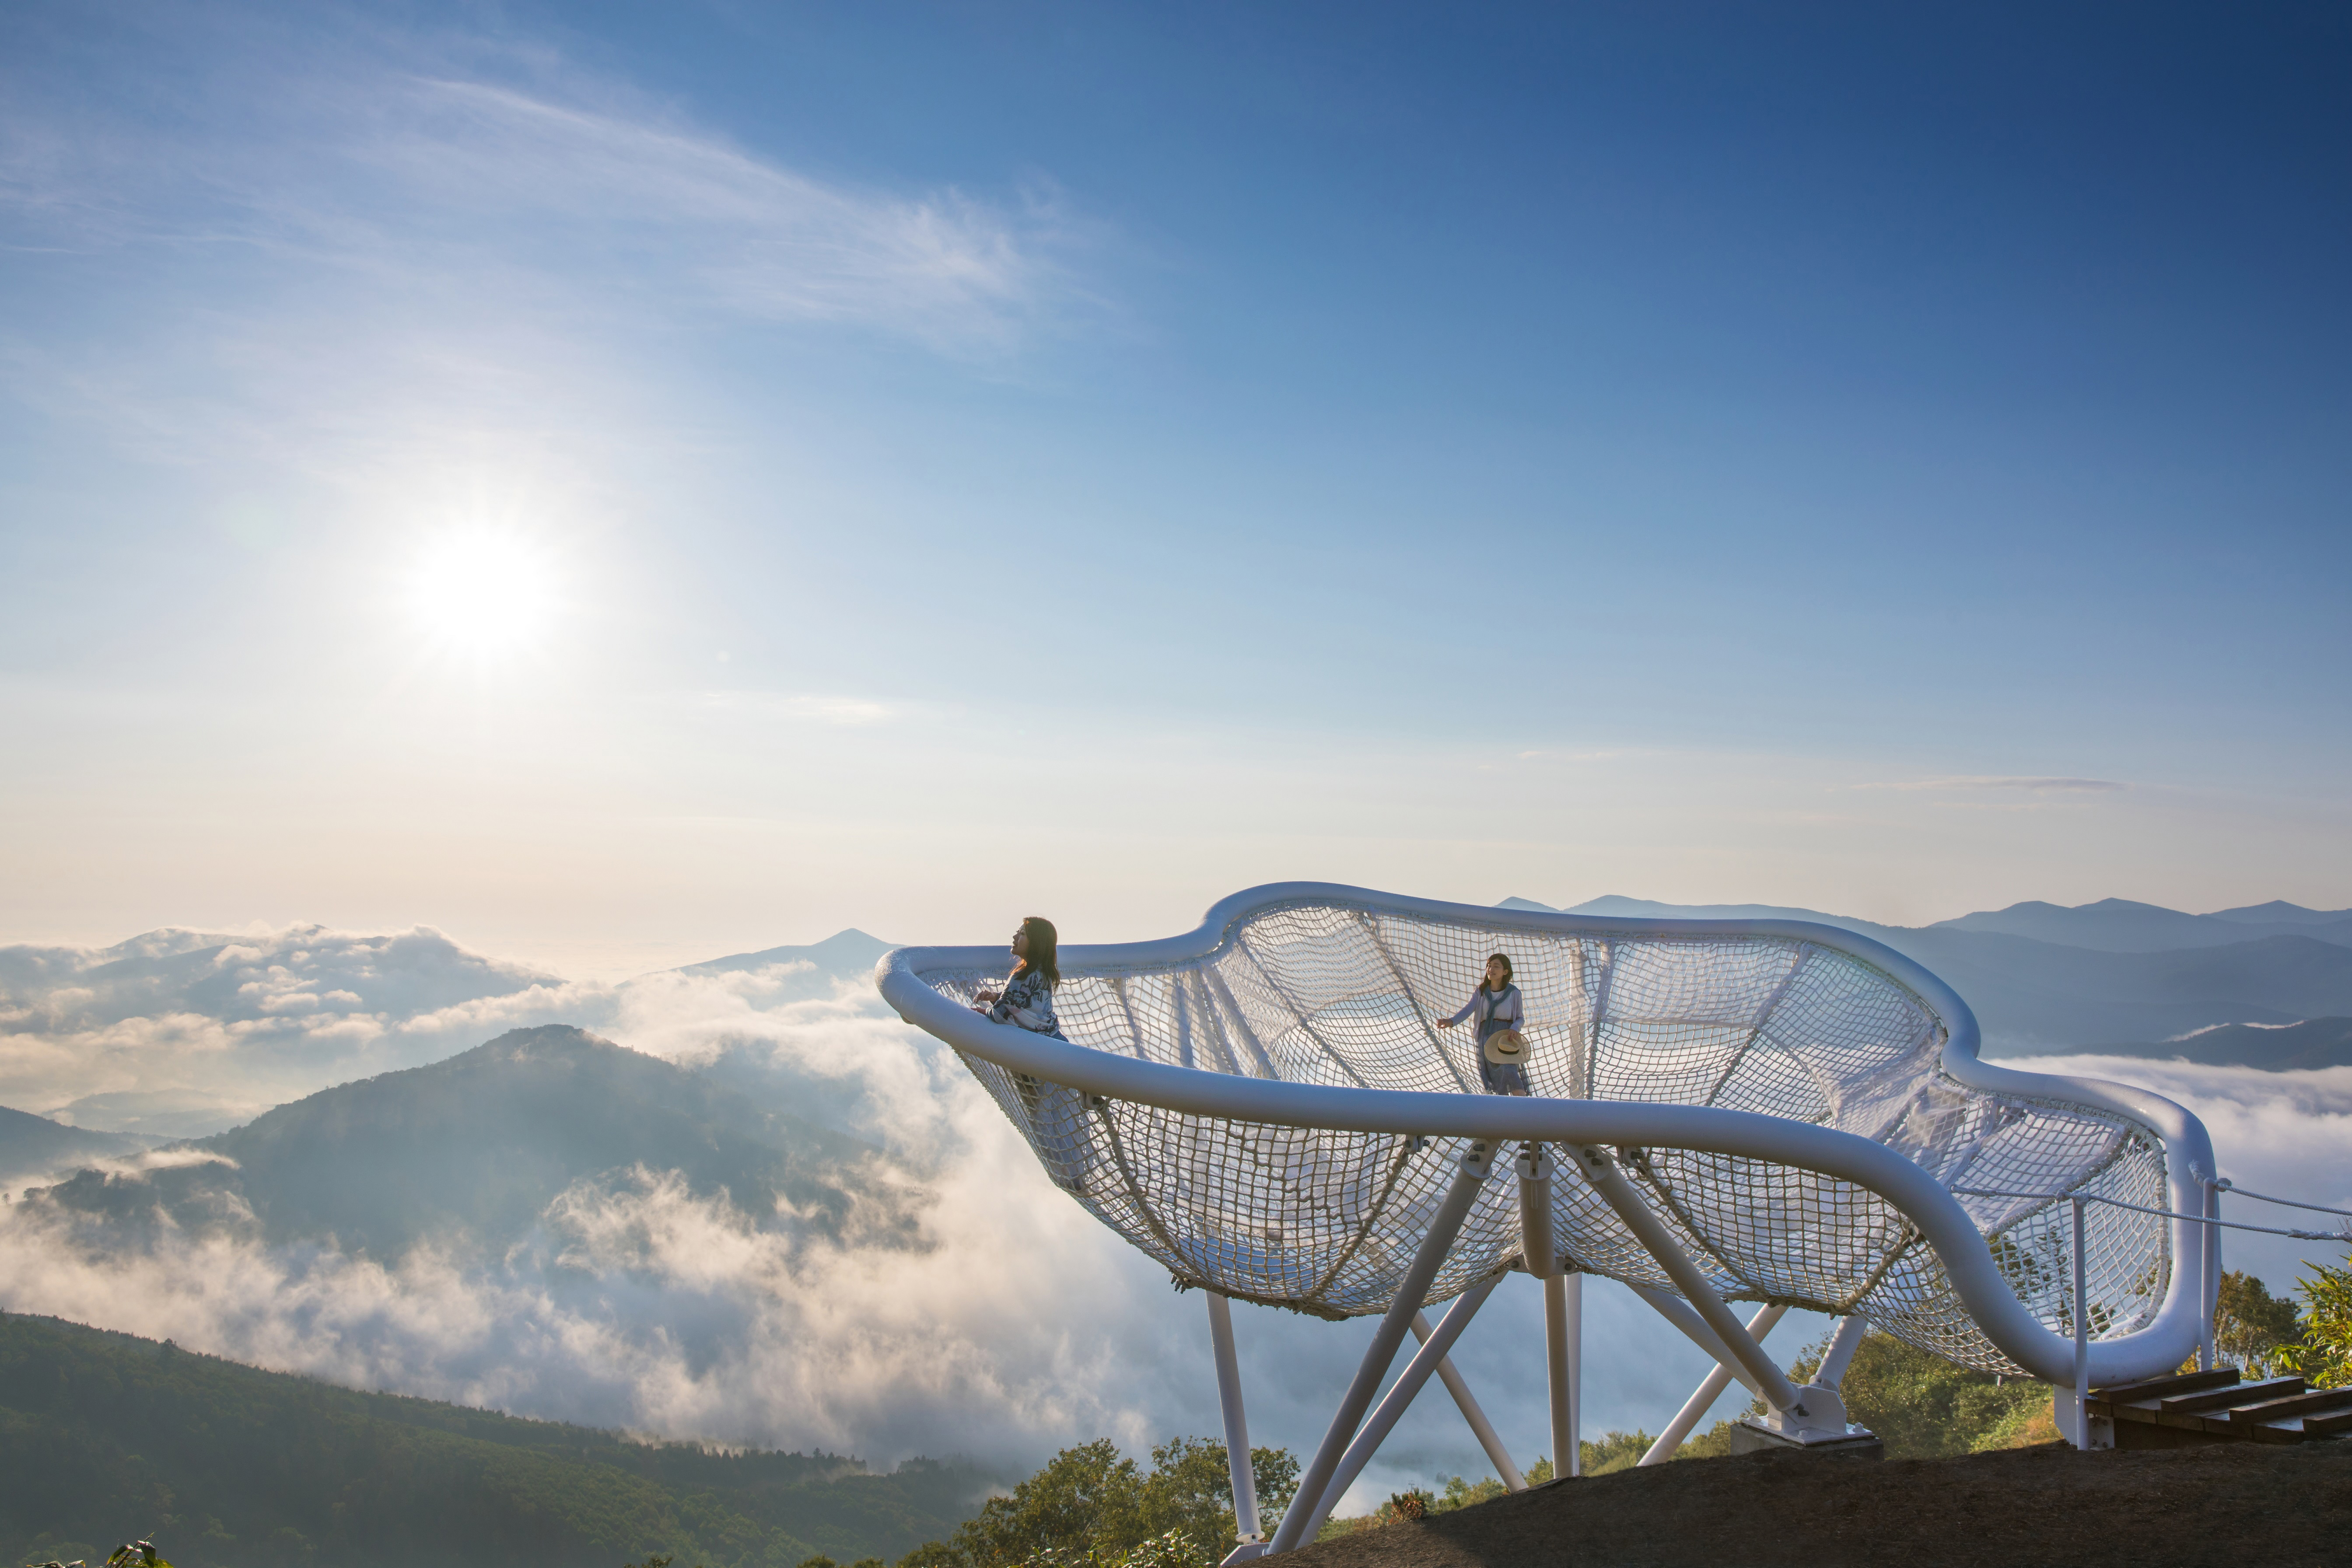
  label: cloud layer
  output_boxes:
[0,921,1772,1499]
[5,922,2349,1507]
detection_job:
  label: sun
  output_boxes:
[406,530,563,663]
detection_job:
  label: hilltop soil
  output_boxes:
[1292,1439,2352,1568]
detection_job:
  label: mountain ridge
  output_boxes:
[27,1025,900,1260]
[0,1105,161,1191]
[671,928,898,979]
[1499,894,2352,1056]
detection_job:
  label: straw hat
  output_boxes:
[1482,1028,1526,1065]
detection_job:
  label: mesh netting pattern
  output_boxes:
[929,898,2170,1374]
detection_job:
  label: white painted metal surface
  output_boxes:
[876,882,2213,1400]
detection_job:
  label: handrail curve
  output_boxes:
[875,882,2212,1386]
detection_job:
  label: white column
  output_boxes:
[1205,1292,1260,1546]
[2202,1180,2222,1371]
[1567,1274,1583,1474]
[1517,1144,1576,1479]
[1549,1273,1580,1476]
[2071,1196,2091,1449]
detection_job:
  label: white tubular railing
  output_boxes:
[876,883,2215,1390]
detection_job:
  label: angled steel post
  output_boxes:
[1814,1312,1870,1390]
[1629,1284,1764,1395]
[1291,1277,1503,1543]
[1408,1308,1525,1489]
[1205,1292,1263,1556]
[1573,1144,1805,1416]
[1267,1142,1494,1554]
[1638,1302,1787,1466]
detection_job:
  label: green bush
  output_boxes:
[2213,1270,2307,1377]
[2279,1256,2352,1388]
[898,1437,1298,1568]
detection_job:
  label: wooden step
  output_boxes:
[2157,1376,2304,1415]
[2089,1368,2352,1446]
[2090,1368,2241,1407]
[2250,1402,2352,1444]
[2227,1388,2352,1431]
[2305,1406,2352,1437]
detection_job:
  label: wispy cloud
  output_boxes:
[1852,776,2129,794]
[1,33,1090,357]
[0,14,1102,532]
[359,77,1082,352]
[700,691,897,727]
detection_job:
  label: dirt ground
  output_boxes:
[1284,1438,2352,1568]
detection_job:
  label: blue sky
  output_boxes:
[3,2,2347,973]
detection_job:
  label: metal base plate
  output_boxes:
[1728,1418,1885,1459]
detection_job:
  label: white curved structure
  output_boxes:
[878,884,2212,1539]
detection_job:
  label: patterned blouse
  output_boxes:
[987,967,1066,1039]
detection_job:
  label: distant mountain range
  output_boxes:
[1500,895,2352,1059]
[0,1312,990,1568]
[2076,1017,2352,1072]
[9,892,2351,1166]
[28,1026,903,1260]
[0,921,899,1144]
[677,928,898,977]
[0,1105,160,1190]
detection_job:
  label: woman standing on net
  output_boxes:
[1437,952,1529,1095]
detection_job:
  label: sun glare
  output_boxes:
[406,531,563,664]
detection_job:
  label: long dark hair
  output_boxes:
[1014,915,1061,987]
[1482,952,1515,992]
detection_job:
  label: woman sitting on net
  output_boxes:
[1436,952,1529,1095]
[972,915,1067,1040]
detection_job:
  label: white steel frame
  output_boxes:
[876,882,2218,1550]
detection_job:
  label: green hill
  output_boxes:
[30,1026,901,1261]
[0,1313,993,1568]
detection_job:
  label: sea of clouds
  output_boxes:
[2,924,2348,1510]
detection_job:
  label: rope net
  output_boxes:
[926,897,2169,1375]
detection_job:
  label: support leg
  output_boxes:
[1205,1292,1262,1553]
[1629,1284,1764,1396]
[1409,1309,1525,1490]
[1814,1313,1870,1391]
[1516,1145,1575,1480]
[1639,1304,1787,1466]
[2201,1181,2222,1372]
[1267,1144,1495,1555]
[1569,1275,1584,1471]
[1547,1274,1578,1476]
[1574,1146,1803,1416]
[1291,1278,1501,1543]
[2071,1195,2091,1450]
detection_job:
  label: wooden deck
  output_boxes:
[2090,1366,2352,1446]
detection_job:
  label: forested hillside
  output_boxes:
[0,1314,990,1568]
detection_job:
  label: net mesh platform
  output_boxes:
[924,896,2168,1376]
